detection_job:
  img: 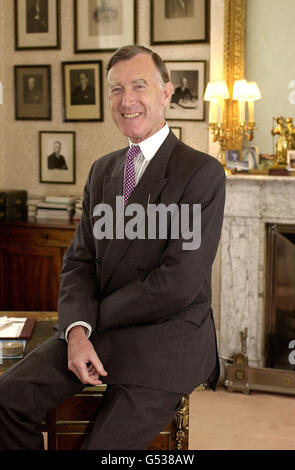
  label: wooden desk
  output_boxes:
[0,311,189,450]
[40,389,189,451]
[0,311,58,375]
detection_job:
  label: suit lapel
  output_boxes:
[100,131,178,293]
[102,148,126,213]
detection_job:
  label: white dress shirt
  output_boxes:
[65,123,170,341]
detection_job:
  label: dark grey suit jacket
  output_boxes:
[58,131,226,394]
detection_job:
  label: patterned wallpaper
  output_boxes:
[0,0,211,197]
[0,0,223,337]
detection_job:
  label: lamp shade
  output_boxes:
[204,82,215,101]
[246,81,262,100]
[204,80,230,101]
[232,79,249,100]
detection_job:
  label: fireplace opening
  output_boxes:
[265,224,295,370]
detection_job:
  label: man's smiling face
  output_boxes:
[107,53,173,144]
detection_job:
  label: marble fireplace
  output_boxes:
[219,175,295,368]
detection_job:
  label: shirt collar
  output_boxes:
[128,123,170,162]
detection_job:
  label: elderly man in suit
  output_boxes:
[0,45,225,450]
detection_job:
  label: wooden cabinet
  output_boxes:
[0,221,76,311]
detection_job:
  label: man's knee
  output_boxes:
[0,337,66,415]
[0,368,26,419]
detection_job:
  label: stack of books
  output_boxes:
[73,197,83,222]
[27,195,44,219]
[36,196,77,223]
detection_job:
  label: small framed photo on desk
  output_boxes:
[225,150,240,162]
[242,146,258,169]
[287,150,295,169]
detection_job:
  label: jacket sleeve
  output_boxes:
[97,159,226,329]
[57,163,100,334]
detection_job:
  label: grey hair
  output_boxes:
[106,45,170,85]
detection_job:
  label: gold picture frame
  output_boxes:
[62,61,103,122]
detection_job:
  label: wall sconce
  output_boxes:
[204,79,261,171]
[204,80,230,123]
[233,79,262,141]
[233,79,248,122]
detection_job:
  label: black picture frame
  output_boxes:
[170,126,182,140]
[74,0,136,53]
[62,61,104,122]
[39,131,76,184]
[151,0,209,45]
[14,65,51,120]
[15,0,61,50]
[165,60,206,122]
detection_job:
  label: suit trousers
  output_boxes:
[0,335,183,450]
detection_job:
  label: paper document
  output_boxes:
[0,317,26,338]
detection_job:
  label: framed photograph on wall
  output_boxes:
[15,65,51,120]
[74,0,136,53]
[165,60,206,121]
[170,126,182,140]
[39,131,76,184]
[151,0,209,45]
[15,0,60,50]
[62,61,103,122]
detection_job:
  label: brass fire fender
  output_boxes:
[223,0,246,151]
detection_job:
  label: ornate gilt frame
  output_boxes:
[223,0,246,150]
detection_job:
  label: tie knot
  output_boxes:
[127,145,141,161]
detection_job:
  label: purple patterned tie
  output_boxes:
[123,145,141,206]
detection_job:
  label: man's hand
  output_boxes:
[67,326,108,385]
